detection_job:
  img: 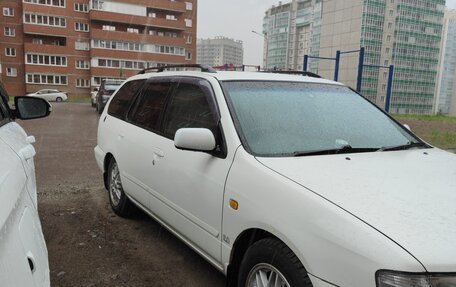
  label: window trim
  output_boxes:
[126,77,176,137]
[3,7,14,17]
[5,47,16,57]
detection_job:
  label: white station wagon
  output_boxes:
[95,65,456,287]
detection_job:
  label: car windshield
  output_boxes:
[222,81,421,157]
[105,84,121,92]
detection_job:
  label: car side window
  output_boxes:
[163,78,218,139]
[108,79,145,120]
[0,93,10,127]
[129,79,172,133]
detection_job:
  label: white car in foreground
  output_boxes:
[95,65,456,287]
[27,89,68,102]
[0,83,51,286]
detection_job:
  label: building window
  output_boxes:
[185,35,192,44]
[5,48,16,57]
[32,38,43,44]
[26,73,67,85]
[6,67,17,77]
[75,22,89,32]
[386,35,391,42]
[24,13,66,27]
[166,15,177,21]
[91,0,104,10]
[185,2,193,10]
[75,60,90,69]
[74,3,88,12]
[184,19,192,27]
[76,79,90,87]
[75,41,89,50]
[26,53,67,66]
[4,27,15,37]
[127,28,139,33]
[186,51,192,60]
[148,12,156,18]
[385,47,390,54]
[3,8,14,16]
[23,0,65,7]
[102,25,115,31]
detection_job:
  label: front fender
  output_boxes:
[222,148,424,287]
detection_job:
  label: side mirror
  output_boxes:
[174,128,216,152]
[14,96,52,120]
[403,124,411,131]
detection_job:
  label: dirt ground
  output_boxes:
[19,103,226,287]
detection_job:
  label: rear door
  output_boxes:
[112,78,172,207]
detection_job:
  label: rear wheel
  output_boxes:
[107,159,135,217]
[56,97,63,102]
[238,238,312,287]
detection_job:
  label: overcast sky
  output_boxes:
[197,0,456,66]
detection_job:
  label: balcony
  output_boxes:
[24,43,68,55]
[23,23,68,37]
[89,10,186,31]
[145,0,186,13]
[90,29,186,46]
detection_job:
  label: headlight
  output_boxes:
[377,270,456,287]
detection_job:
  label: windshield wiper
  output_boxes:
[378,141,429,152]
[294,145,378,157]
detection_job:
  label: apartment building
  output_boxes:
[197,36,244,67]
[0,0,197,97]
[436,9,456,115]
[262,0,321,71]
[263,0,445,114]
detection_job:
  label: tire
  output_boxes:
[107,159,135,217]
[56,97,63,102]
[238,238,312,287]
[97,104,103,114]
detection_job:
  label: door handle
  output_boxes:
[117,134,125,140]
[153,149,164,158]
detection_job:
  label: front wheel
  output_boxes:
[238,238,312,287]
[107,159,135,217]
[56,97,63,102]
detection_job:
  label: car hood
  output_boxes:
[257,148,456,272]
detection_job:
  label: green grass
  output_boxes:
[393,114,456,123]
[67,96,91,103]
[422,131,456,150]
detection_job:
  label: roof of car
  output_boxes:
[127,71,344,86]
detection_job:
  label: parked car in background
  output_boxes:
[96,79,123,114]
[0,82,51,287]
[95,65,456,287]
[26,89,68,102]
[91,87,99,108]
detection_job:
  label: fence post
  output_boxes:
[356,47,365,92]
[334,50,341,81]
[385,65,394,113]
[303,55,308,72]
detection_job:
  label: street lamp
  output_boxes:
[251,30,268,69]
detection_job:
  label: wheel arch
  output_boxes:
[226,227,309,286]
[103,152,114,190]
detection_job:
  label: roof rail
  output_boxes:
[261,70,322,78]
[138,64,217,74]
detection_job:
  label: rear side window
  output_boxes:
[163,79,218,139]
[129,79,172,133]
[108,80,144,120]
